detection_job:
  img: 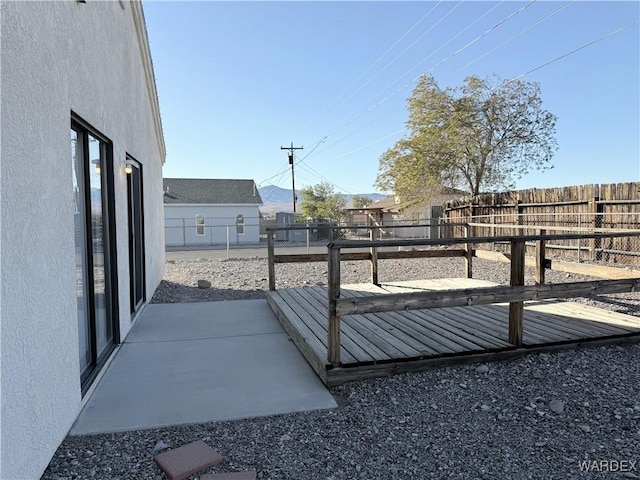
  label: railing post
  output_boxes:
[370,226,379,286]
[535,229,546,285]
[464,224,473,278]
[267,229,276,291]
[327,245,341,366]
[509,240,525,346]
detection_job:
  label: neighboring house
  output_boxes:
[163,178,263,247]
[348,189,466,238]
[1,2,166,478]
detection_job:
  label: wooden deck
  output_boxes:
[265,278,640,385]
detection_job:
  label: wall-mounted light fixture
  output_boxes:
[123,158,138,174]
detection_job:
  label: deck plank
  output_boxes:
[346,289,480,355]
[291,287,388,363]
[342,286,457,356]
[305,287,417,361]
[284,288,367,364]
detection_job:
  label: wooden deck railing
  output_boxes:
[326,230,640,366]
[266,224,469,290]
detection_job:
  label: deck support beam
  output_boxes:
[267,230,276,291]
[535,229,546,285]
[509,240,525,346]
[370,227,379,286]
[464,224,473,279]
[327,246,341,366]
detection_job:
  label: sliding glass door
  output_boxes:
[71,118,119,393]
[127,158,145,314]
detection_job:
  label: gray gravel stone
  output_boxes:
[549,399,565,414]
[475,364,489,374]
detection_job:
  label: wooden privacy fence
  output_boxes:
[325,231,640,366]
[443,182,640,265]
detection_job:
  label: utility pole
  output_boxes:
[280,142,303,213]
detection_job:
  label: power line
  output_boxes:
[297,163,355,194]
[302,107,406,163]
[326,1,464,117]
[361,1,505,106]
[301,2,507,161]
[316,128,407,165]
[509,21,639,82]
[299,1,538,167]
[258,162,290,186]
[424,0,537,74]
[449,0,575,77]
[299,2,442,135]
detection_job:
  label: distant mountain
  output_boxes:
[258,185,386,215]
[258,185,299,205]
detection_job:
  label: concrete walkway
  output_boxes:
[70,300,337,435]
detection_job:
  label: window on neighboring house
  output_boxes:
[236,214,245,235]
[195,214,205,236]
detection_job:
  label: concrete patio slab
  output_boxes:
[70,300,336,435]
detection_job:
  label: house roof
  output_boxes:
[348,187,468,214]
[370,196,419,213]
[346,196,418,214]
[163,178,263,205]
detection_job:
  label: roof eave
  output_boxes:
[131,1,166,164]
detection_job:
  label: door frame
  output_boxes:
[72,114,120,395]
[126,156,146,315]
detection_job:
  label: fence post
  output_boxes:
[535,229,546,285]
[267,229,276,290]
[182,218,186,247]
[591,191,602,261]
[327,245,341,366]
[577,215,581,263]
[370,226,379,286]
[509,240,525,346]
[226,226,230,260]
[306,223,310,254]
[464,224,473,279]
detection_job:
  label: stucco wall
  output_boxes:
[165,205,262,245]
[0,2,165,478]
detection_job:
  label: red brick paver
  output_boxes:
[200,472,257,480]
[154,440,223,480]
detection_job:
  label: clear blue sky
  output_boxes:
[143,1,639,196]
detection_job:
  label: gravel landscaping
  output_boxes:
[43,255,640,480]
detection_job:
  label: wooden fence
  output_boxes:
[443,182,640,265]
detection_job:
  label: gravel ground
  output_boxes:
[43,256,640,480]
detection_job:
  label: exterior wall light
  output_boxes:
[123,158,137,174]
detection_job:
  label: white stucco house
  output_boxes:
[1,2,166,478]
[164,178,263,248]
